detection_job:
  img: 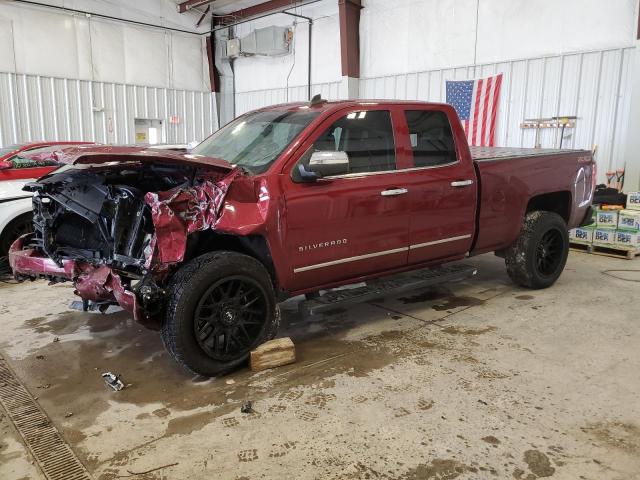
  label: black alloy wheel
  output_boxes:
[194,276,268,361]
[162,251,279,376]
[504,211,570,289]
[534,228,564,277]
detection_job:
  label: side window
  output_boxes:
[306,110,396,175]
[404,110,457,168]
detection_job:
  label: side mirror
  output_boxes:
[308,151,349,177]
[0,160,12,170]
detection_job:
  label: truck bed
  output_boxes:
[470,146,594,256]
[470,146,589,162]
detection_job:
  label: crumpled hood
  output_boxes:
[21,145,233,171]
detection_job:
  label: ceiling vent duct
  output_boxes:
[226,26,293,58]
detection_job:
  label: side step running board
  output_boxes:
[299,263,477,316]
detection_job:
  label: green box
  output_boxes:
[615,229,640,249]
[569,225,594,244]
[596,210,618,228]
[618,209,640,231]
[593,227,616,245]
[626,192,640,210]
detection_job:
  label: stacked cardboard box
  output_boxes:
[569,193,640,251]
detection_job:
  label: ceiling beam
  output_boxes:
[214,0,320,25]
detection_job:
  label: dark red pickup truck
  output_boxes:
[10,99,595,375]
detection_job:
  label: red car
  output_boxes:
[0,142,93,181]
[9,100,595,376]
[0,142,93,261]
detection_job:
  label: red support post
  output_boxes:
[339,0,362,78]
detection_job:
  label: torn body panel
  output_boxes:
[9,151,261,328]
[144,169,242,269]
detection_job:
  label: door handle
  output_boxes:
[381,188,408,197]
[450,180,474,187]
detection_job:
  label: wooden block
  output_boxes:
[250,337,296,372]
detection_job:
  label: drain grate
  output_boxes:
[0,355,92,480]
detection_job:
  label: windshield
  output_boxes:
[192,109,320,174]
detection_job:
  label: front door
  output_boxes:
[283,107,413,292]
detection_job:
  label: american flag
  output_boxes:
[446,74,503,147]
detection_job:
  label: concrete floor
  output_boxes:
[0,251,639,480]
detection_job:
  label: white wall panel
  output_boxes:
[171,33,210,92]
[9,8,81,79]
[89,19,126,84]
[0,17,16,73]
[360,47,635,183]
[235,81,342,116]
[123,26,169,88]
[0,72,218,148]
[0,2,209,91]
[361,0,637,78]
[476,0,636,63]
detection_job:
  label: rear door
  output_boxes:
[282,106,414,291]
[400,107,478,264]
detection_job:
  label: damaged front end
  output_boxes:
[10,152,239,329]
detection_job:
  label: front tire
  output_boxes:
[504,211,569,289]
[161,251,279,376]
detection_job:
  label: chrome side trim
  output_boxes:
[293,246,408,273]
[293,234,473,273]
[409,234,472,250]
[321,160,460,180]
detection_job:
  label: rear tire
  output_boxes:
[161,251,280,376]
[504,211,569,289]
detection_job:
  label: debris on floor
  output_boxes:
[101,372,125,391]
[240,400,254,414]
[124,462,179,476]
[250,337,296,372]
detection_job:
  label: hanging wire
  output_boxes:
[601,269,640,283]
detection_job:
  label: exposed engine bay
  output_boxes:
[26,164,183,273]
[14,158,239,327]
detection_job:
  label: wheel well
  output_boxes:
[184,231,277,286]
[0,211,34,252]
[526,191,571,222]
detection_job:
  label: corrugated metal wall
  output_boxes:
[360,47,635,176]
[235,81,342,116]
[0,72,218,147]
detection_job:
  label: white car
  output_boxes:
[0,179,34,260]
